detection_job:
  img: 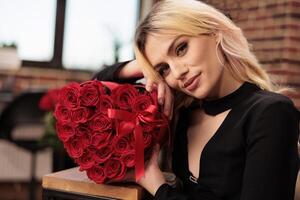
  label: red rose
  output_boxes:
[54,104,71,123]
[77,149,95,170]
[87,165,106,184]
[113,84,138,110]
[79,130,91,148]
[96,95,114,114]
[75,124,91,137]
[93,146,112,163]
[132,94,154,113]
[113,134,134,154]
[95,81,106,94]
[59,83,80,108]
[103,158,126,180]
[39,88,61,111]
[143,132,153,147]
[56,123,74,142]
[89,114,112,132]
[121,151,135,167]
[79,81,105,106]
[64,136,84,158]
[71,107,93,123]
[91,131,112,149]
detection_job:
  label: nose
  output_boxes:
[169,61,189,79]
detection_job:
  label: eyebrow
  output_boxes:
[153,35,182,69]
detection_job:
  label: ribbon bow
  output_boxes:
[107,105,168,181]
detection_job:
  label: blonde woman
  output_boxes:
[94,0,300,199]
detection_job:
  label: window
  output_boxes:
[0,0,139,70]
[63,0,139,70]
[0,0,56,61]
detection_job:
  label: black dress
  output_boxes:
[93,62,300,200]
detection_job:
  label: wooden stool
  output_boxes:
[42,167,144,200]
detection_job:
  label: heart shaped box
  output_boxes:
[54,81,169,183]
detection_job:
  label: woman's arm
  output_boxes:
[241,99,299,199]
[92,60,174,119]
[92,60,143,83]
[138,145,198,200]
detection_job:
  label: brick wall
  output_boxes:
[202,0,300,109]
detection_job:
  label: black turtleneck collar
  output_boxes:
[189,82,261,116]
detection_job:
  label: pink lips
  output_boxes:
[183,75,200,91]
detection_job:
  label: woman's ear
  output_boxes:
[214,32,222,44]
[208,32,221,44]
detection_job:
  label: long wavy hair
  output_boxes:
[134,0,280,109]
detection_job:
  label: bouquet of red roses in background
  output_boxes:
[54,80,169,183]
[39,88,63,150]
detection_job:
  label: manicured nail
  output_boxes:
[147,85,152,92]
[159,98,164,105]
[164,110,169,117]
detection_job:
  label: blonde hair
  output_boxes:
[134,0,280,109]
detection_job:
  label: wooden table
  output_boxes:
[42,167,144,200]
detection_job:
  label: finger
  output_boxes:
[157,82,165,105]
[146,78,154,92]
[163,86,173,117]
[169,98,174,120]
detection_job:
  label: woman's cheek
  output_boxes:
[165,78,179,90]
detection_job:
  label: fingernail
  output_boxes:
[164,108,169,116]
[152,83,158,89]
[147,85,152,92]
[159,98,164,105]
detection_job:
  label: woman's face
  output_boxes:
[144,33,228,99]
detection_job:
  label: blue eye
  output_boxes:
[158,63,170,77]
[176,42,188,56]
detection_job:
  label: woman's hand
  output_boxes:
[118,59,174,120]
[106,145,166,196]
[137,144,166,196]
[146,79,174,120]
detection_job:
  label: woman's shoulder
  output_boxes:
[244,89,299,138]
[247,89,299,117]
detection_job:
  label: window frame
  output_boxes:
[22,0,142,70]
[22,0,66,68]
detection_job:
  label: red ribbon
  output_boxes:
[107,105,168,181]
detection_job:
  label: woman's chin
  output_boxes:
[182,87,208,100]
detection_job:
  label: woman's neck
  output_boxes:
[206,66,243,100]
